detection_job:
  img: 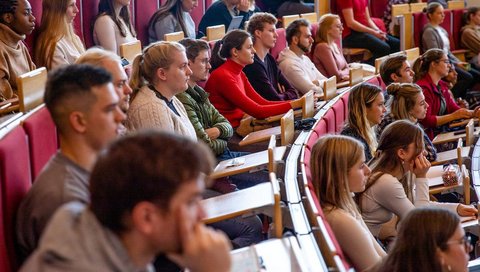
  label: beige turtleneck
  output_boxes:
[0,23,36,100]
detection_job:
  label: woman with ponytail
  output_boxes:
[35,0,85,70]
[358,120,476,239]
[413,48,479,140]
[376,83,437,161]
[205,29,300,137]
[126,41,197,139]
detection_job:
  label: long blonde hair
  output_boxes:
[310,135,365,217]
[35,0,85,69]
[129,41,185,98]
[346,83,383,158]
[315,13,339,45]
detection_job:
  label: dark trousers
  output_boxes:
[343,31,400,66]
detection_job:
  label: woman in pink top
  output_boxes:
[313,14,350,82]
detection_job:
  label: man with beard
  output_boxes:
[278,19,327,96]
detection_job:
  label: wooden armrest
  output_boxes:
[202,182,274,224]
[336,81,349,89]
[239,126,281,146]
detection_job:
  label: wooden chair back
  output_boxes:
[283,14,300,28]
[302,90,315,119]
[16,67,47,113]
[461,164,471,204]
[349,66,363,86]
[465,119,474,146]
[164,31,184,42]
[269,172,283,238]
[267,135,277,173]
[391,4,410,17]
[456,138,464,166]
[280,109,294,146]
[375,55,390,74]
[323,76,337,101]
[300,12,318,24]
[405,47,420,64]
[119,40,142,64]
[206,25,226,41]
[410,2,427,13]
[448,0,465,10]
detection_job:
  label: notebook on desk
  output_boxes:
[228,16,243,32]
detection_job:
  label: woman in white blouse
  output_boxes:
[35,0,85,70]
[359,120,477,239]
[93,0,137,54]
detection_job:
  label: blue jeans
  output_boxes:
[343,31,400,66]
[216,149,249,161]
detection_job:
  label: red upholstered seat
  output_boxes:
[22,106,58,180]
[341,91,350,118]
[452,9,465,50]
[332,100,345,133]
[369,0,389,18]
[0,126,32,272]
[413,12,428,50]
[312,118,328,138]
[271,28,286,61]
[134,0,159,45]
[306,130,319,150]
[82,0,100,48]
[307,186,351,270]
[322,109,336,134]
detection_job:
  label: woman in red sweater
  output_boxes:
[205,29,300,136]
[414,48,479,140]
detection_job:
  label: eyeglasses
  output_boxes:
[436,59,451,65]
[445,235,473,252]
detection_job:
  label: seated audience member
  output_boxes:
[127,41,196,139]
[379,54,415,86]
[16,64,126,260]
[278,19,326,96]
[76,47,132,114]
[413,48,479,140]
[375,207,471,272]
[337,0,400,65]
[461,7,480,70]
[148,0,197,43]
[0,0,36,100]
[93,0,137,54]
[176,38,237,158]
[377,83,437,161]
[244,12,299,101]
[206,30,299,137]
[310,135,386,271]
[341,83,386,162]
[198,0,254,38]
[359,120,477,238]
[422,2,480,99]
[383,0,420,34]
[313,13,349,82]
[277,0,313,18]
[20,131,232,272]
[35,0,85,70]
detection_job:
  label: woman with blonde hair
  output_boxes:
[126,41,196,139]
[341,83,386,162]
[311,135,385,271]
[35,0,85,70]
[359,120,476,239]
[93,0,136,54]
[376,83,436,161]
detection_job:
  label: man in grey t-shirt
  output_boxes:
[16,64,126,261]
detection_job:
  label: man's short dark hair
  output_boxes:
[380,54,407,86]
[286,18,310,45]
[178,38,210,62]
[89,130,215,233]
[44,64,112,135]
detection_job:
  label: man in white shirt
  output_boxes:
[277,18,326,96]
